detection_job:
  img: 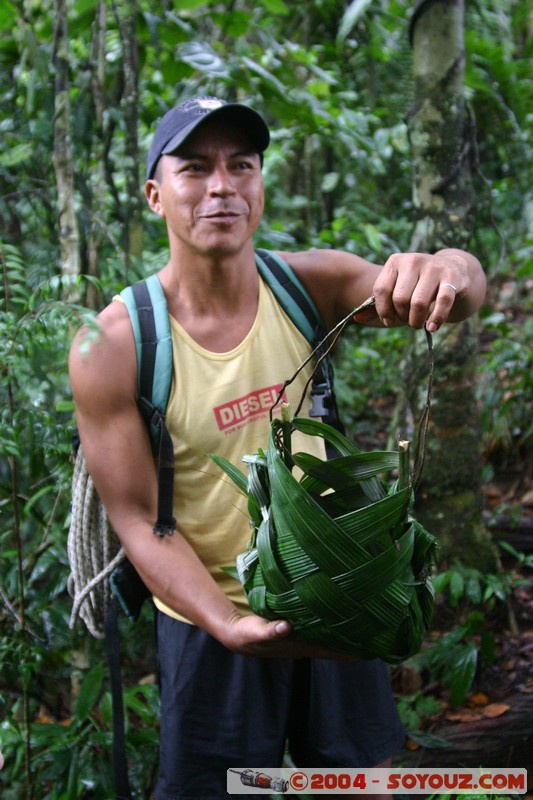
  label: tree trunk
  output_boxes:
[409,0,476,249]
[113,0,143,274]
[86,0,107,311]
[405,0,496,569]
[52,0,81,302]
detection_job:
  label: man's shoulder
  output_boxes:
[68,298,136,400]
[274,248,365,274]
[270,249,378,329]
[71,299,132,355]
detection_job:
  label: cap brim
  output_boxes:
[161,104,270,157]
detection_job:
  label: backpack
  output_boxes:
[67,248,342,639]
[67,275,174,639]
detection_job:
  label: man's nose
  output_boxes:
[207,166,237,195]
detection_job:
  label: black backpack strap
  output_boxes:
[255,248,344,434]
[131,281,158,399]
[104,278,176,799]
[130,281,176,538]
[105,598,132,800]
[137,397,176,537]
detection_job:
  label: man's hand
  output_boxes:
[369,249,486,332]
[280,246,486,334]
[220,611,357,660]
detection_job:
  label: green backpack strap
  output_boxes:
[120,273,173,415]
[103,275,174,800]
[254,248,322,344]
[254,248,344,432]
[123,255,325,417]
[120,275,176,539]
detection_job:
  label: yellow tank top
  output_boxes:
[152,278,327,621]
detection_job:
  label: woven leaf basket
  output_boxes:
[211,413,438,664]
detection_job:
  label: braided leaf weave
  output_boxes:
[211,416,438,664]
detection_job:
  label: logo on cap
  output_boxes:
[197,99,225,110]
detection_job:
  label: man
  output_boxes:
[69,96,487,799]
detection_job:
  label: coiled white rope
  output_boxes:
[67,444,125,639]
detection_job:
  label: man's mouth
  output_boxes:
[200,209,244,221]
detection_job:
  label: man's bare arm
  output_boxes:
[279,247,487,332]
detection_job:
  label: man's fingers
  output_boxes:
[372,253,469,331]
[425,281,459,332]
[272,619,292,637]
[226,615,357,659]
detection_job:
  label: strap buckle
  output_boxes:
[310,382,331,417]
[153,519,176,537]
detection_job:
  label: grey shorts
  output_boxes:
[154,612,405,800]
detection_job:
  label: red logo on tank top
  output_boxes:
[213,384,286,431]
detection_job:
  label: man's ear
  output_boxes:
[145,179,165,218]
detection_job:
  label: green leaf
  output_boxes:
[290,417,385,502]
[176,0,211,8]
[291,416,362,454]
[465,574,482,604]
[260,0,290,13]
[0,0,17,31]
[208,453,248,495]
[66,748,80,800]
[71,0,99,20]
[294,450,398,490]
[75,663,103,723]
[363,223,382,252]
[406,730,450,749]
[448,641,478,707]
[177,41,228,77]
[449,570,464,606]
[337,0,375,44]
[242,56,285,93]
[321,172,339,193]
[221,564,240,581]
[0,142,34,168]
[209,452,263,528]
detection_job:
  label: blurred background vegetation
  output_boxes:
[0,0,531,797]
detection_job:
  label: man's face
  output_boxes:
[150,118,265,258]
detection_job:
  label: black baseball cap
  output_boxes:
[146,96,270,180]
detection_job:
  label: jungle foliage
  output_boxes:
[0,0,531,797]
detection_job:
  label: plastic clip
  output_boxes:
[310,383,331,418]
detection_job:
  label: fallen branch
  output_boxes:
[395,691,533,782]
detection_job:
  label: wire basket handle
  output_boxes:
[269,297,434,492]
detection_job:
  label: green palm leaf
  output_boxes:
[209,413,438,663]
